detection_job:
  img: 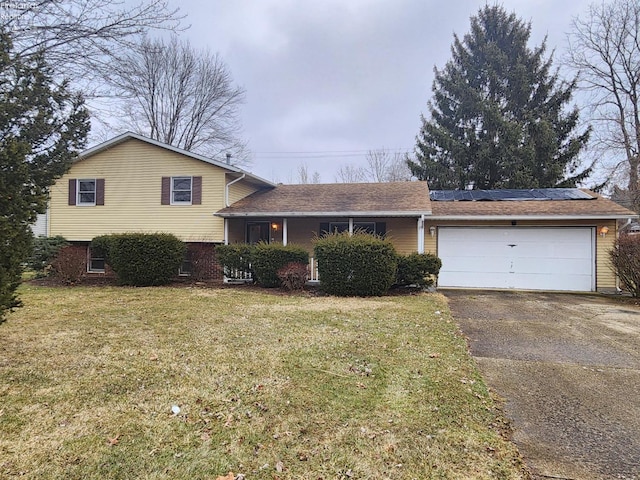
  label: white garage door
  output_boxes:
[437,227,595,291]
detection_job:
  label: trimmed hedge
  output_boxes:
[92,233,185,286]
[314,231,398,296]
[252,242,309,287]
[395,252,442,288]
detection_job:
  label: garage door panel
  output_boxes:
[437,227,595,291]
[439,271,512,289]
[514,257,593,275]
[442,256,512,273]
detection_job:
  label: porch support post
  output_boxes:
[283,218,288,246]
[349,217,354,235]
[417,215,425,254]
[224,218,229,245]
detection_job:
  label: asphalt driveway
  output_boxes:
[445,290,640,480]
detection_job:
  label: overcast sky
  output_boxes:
[172,0,595,183]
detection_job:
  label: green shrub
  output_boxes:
[26,235,68,276]
[313,231,397,296]
[277,262,309,291]
[252,243,309,287]
[92,233,185,286]
[395,252,442,288]
[215,244,254,280]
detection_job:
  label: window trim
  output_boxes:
[77,179,97,206]
[171,176,193,205]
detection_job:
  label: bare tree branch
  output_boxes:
[296,163,321,184]
[1,0,185,89]
[106,36,248,162]
[335,149,411,183]
[567,0,640,209]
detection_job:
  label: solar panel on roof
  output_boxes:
[429,188,594,201]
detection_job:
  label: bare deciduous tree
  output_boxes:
[1,0,183,82]
[567,0,640,210]
[108,36,247,160]
[335,164,367,183]
[364,149,412,182]
[296,163,321,184]
[336,149,411,183]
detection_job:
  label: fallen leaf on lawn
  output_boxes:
[429,353,441,358]
[149,353,158,361]
[356,382,366,389]
[107,435,119,446]
[215,473,235,480]
[275,460,284,472]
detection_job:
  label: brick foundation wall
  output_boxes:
[185,242,223,281]
[59,241,223,282]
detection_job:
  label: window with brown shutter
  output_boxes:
[68,178,76,205]
[163,176,201,205]
[96,179,105,206]
[161,177,171,205]
[192,176,202,205]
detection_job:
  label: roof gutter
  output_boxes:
[215,210,432,218]
[225,173,246,207]
[428,214,638,221]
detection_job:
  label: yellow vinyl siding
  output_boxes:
[227,177,262,204]
[49,139,228,242]
[225,217,421,254]
[383,218,419,254]
[429,219,617,291]
[598,219,617,289]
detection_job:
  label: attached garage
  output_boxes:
[429,188,637,292]
[437,227,595,292]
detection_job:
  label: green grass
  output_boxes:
[0,285,528,479]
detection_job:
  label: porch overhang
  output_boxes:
[215,210,432,218]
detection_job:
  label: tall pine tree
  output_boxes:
[0,33,89,321]
[408,5,591,190]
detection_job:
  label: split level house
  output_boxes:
[43,132,637,293]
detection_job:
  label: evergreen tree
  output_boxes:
[0,33,89,322]
[408,5,591,190]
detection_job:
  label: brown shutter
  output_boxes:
[161,177,171,205]
[96,178,105,206]
[192,176,202,205]
[68,179,76,205]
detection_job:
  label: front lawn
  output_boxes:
[0,285,527,479]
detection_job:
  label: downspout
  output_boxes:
[616,219,633,292]
[225,173,246,207]
[418,214,425,254]
[619,218,633,233]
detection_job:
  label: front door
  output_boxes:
[246,222,270,244]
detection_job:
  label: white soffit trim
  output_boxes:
[429,214,637,221]
[215,210,432,218]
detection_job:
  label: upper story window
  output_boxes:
[68,178,104,206]
[161,176,202,206]
[77,179,96,206]
[171,176,192,205]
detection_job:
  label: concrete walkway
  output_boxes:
[446,290,640,480]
